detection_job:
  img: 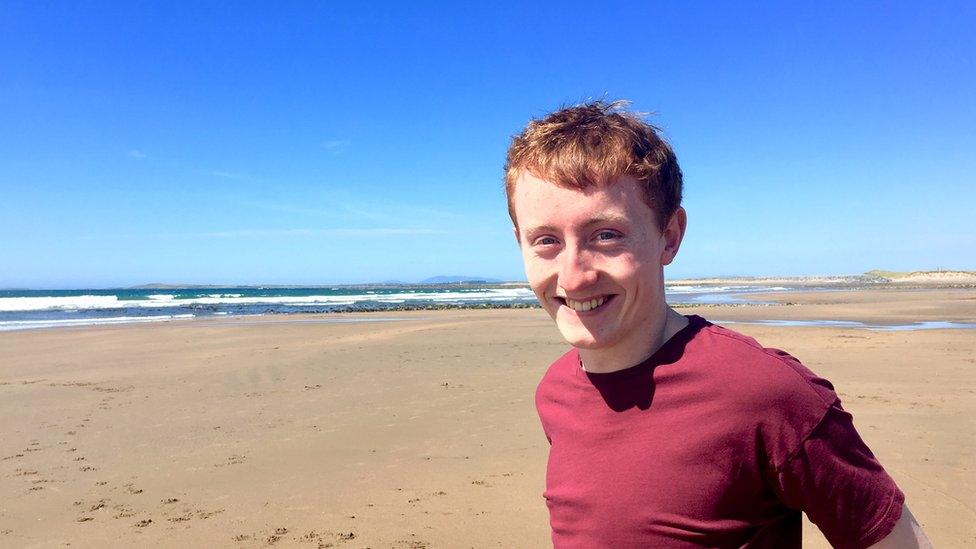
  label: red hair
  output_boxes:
[504,100,683,231]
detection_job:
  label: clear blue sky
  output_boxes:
[2,2,973,288]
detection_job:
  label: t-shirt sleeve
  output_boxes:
[767,400,905,549]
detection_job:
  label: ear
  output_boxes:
[660,207,687,266]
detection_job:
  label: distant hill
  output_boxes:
[669,270,976,287]
[131,283,218,289]
[419,276,504,284]
[127,270,973,290]
[130,277,512,289]
[865,269,976,284]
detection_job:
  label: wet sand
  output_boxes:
[1,289,973,547]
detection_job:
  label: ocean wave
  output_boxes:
[0,295,123,312]
[0,314,196,331]
[0,289,538,312]
[664,285,790,294]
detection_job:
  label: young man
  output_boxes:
[504,101,931,548]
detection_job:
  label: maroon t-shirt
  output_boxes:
[536,315,904,548]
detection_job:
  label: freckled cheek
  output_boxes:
[523,260,556,298]
[595,255,634,278]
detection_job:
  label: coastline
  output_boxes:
[1,288,973,547]
[4,277,974,333]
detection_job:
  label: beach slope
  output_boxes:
[1,289,973,547]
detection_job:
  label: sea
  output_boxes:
[0,284,788,331]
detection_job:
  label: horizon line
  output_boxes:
[4,269,975,291]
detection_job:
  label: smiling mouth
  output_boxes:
[558,295,612,313]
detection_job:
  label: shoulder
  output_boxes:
[686,318,840,465]
[535,348,579,398]
[534,348,581,442]
[689,318,837,407]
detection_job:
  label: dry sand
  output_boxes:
[1,289,973,548]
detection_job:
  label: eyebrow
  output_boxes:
[584,214,630,227]
[522,215,631,237]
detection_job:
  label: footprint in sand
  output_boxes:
[398,541,430,549]
[167,513,192,523]
[302,530,357,546]
[195,508,224,519]
[299,530,339,548]
[215,454,246,467]
[112,504,135,519]
[265,527,289,544]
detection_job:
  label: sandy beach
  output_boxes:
[1,288,973,548]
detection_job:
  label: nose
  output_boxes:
[558,244,598,293]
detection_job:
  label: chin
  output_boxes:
[556,322,609,350]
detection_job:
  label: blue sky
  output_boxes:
[1,2,974,288]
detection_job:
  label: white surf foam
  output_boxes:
[0,295,123,312]
[0,288,540,312]
[0,314,196,331]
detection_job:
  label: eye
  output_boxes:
[595,230,622,241]
[533,235,559,246]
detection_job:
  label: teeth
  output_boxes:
[565,296,607,312]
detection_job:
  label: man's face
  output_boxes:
[512,171,683,358]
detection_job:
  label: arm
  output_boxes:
[867,504,932,549]
[764,399,927,548]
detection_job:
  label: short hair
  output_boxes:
[504,100,683,232]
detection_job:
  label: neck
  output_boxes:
[579,307,688,374]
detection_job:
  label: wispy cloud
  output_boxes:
[395,205,468,221]
[210,170,245,179]
[124,149,257,181]
[239,198,470,224]
[321,139,350,153]
[74,227,439,240]
[200,227,438,238]
[237,199,389,223]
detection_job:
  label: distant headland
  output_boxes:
[670,270,976,288]
[126,270,976,290]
